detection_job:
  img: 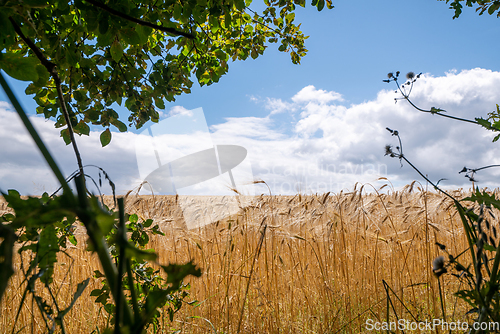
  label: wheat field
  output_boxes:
[1,181,483,333]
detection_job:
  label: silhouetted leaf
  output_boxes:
[0,53,39,81]
[100,128,112,147]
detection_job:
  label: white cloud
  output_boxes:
[210,116,286,141]
[410,69,500,108]
[291,85,344,104]
[265,97,295,115]
[0,103,140,195]
[169,105,193,117]
[234,69,500,194]
[2,68,500,196]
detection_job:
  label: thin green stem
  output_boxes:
[437,277,446,321]
[115,198,126,333]
[73,176,133,328]
[404,96,479,125]
[8,17,85,177]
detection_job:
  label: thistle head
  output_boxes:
[432,255,447,277]
[406,72,415,80]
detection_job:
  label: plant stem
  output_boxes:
[115,198,126,333]
[8,17,85,177]
[73,176,133,327]
[437,277,446,322]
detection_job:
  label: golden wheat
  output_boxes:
[1,182,487,333]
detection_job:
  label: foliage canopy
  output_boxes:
[0,0,332,146]
[441,0,500,18]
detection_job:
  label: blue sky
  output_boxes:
[1,0,500,196]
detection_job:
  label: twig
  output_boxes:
[390,74,480,126]
[9,17,85,177]
[83,0,195,39]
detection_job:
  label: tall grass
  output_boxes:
[1,182,481,333]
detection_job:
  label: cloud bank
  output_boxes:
[2,68,500,196]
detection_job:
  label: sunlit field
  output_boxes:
[1,181,482,333]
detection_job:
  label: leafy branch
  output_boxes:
[384,71,500,142]
[82,0,195,39]
[460,164,500,182]
[8,17,84,175]
[385,127,500,332]
[0,69,201,333]
[443,0,500,19]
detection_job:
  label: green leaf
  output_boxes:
[483,244,496,252]
[65,48,79,66]
[93,270,105,278]
[244,25,253,33]
[110,40,123,63]
[316,0,325,11]
[100,128,112,147]
[162,261,202,290]
[39,225,59,285]
[98,12,109,35]
[462,189,500,211]
[95,292,109,305]
[143,289,170,321]
[0,12,16,50]
[1,191,74,230]
[124,245,157,261]
[154,97,165,110]
[476,117,492,130]
[173,4,182,20]
[90,289,102,297]
[111,119,127,132]
[214,49,227,61]
[488,3,500,15]
[34,65,50,86]
[68,234,77,246]
[235,0,245,10]
[121,28,141,45]
[151,225,164,236]
[129,214,138,223]
[0,53,40,82]
[251,49,258,59]
[430,107,445,114]
[61,128,71,145]
[74,120,90,136]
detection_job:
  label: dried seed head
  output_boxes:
[387,72,394,79]
[435,242,446,250]
[384,145,393,156]
[406,72,415,80]
[432,255,447,277]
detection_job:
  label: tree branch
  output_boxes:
[83,0,195,39]
[9,17,85,176]
[393,77,480,126]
